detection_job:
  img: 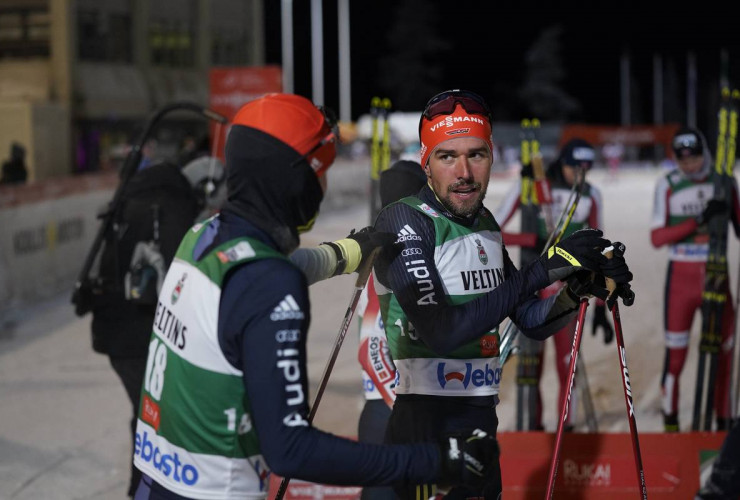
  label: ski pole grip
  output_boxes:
[355,247,381,288]
[602,248,617,295]
[602,246,635,307]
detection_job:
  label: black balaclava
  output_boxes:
[221,126,323,255]
[219,93,335,254]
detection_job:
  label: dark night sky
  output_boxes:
[264,3,739,132]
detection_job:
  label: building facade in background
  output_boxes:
[0,0,265,181]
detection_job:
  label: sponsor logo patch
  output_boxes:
[135,431,199,486]
[217,241,256,263]
[447,128,470,136]
[275,329,300,343]
[436,362,501,389]
[479,334,499,357]
[475,238,488,265]
[270,295,305,321]
[396,224,421,242]
[141,395,161,431]
[418,203,440,218]
[171,273,187,304]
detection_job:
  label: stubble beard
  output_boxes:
[440,181,487,218]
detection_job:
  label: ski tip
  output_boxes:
[521,118,530,128]
[732,89,740,100]
[531,118,541,127]
[371,96,381,106]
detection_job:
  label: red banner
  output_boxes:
[559,124,681,155]
[208,66,282,160]
[499,431,726,499]
[267,432,726,499]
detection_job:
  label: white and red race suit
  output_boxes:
[357,275,397,408]
[651,166,740,422]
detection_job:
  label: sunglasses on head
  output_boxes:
[420,90,492,132]
[291,105,339,177]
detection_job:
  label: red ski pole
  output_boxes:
[545,298,589,499]
[610,298,648,498]
[602,243,648,499]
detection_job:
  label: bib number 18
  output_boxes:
[144,337,168,400]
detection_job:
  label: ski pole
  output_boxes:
[545,298,589,499]
[610,291,648,498]
[500,174,586,367]
[274,248,381,500]
[733,263,740,418]
[575,354,598,432]
[600,243,646,498]
[544,243,634,498]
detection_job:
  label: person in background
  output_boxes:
[494,138,611,431]
[695,419,740,499]
[89,160,201,497]
[650,126,740,432]
[374,89,633,499]
[0,142,28,185]
[356,159,427,500]
[132,93,500,500]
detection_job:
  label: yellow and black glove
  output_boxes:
[323,226,396,275]
[540,228,610,282]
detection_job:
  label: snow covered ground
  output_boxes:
[0,164,736,498]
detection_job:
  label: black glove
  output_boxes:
[601,245,633,286]
[540,228,610,282]
[591,303,614,344]
[566,270,609,301]
[325,226,397,275]
[438,429,499,491]
[697,199,728,225]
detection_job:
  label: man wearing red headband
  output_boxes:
[373,90,633,499]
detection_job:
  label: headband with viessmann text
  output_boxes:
[419,103,493,167]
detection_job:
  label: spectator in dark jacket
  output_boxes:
[0,142,28,185]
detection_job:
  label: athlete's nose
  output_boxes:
[454,155,472,180]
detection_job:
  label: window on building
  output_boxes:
[210,0,252,66]
[149,19,194,68]
[149,0,195,68]
[0,5,50,58]
[77,7,132,63]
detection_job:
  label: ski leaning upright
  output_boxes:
[511,122,597,431]
[369,97,382,221]
[515,118,545,430]
[369,97,393,222]
[693,87,739,431]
